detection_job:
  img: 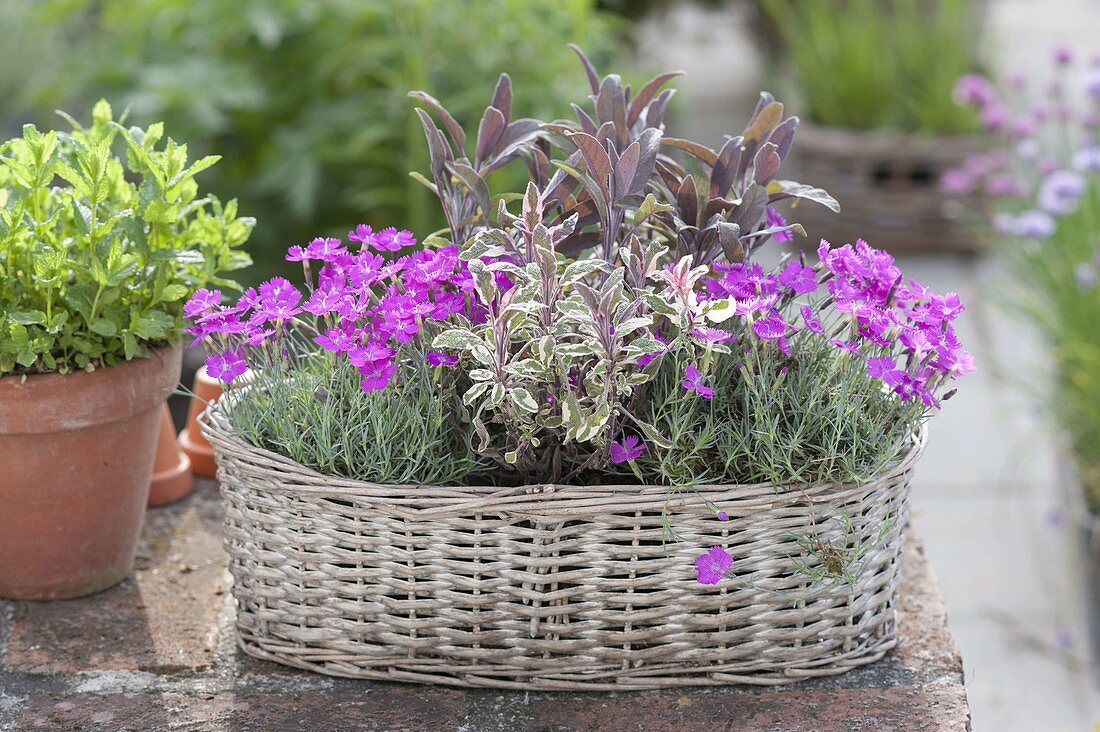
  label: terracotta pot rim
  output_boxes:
[0,344,182,435]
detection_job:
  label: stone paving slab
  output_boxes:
[0,479,971,732]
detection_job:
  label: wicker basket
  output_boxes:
[201,401,924,690]
[789,123,984,253]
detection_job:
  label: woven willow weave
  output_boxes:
[202,402,922,690]
[790,123,985,254]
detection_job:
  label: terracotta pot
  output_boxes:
[179,365,222,478]
[148,404,193,507]
[0,346,182,600]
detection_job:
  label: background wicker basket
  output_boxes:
[788,123,984,253]
[201,400,924,690]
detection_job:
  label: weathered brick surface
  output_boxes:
[0,479,971,732]
[16,689,470,732]
[4,483,227,674]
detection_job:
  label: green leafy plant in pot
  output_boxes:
[757,0,986,252]
[0,100,253,600]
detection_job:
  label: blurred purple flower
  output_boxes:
[1044,506,1068,529]
[1013,210,1057,239]
[1038,170,1086,216]
[348,342,395,369]
[1076,262,1097,289]
[940,168,974,196]
[374,227,417,252]
[867,356,905,387]
[691,327,734,345]
[1072,146,1100,173]
[985,174,1022,197]
[1085,68,1100,98]
[980,103,1008,131]
[348,224,376,245]
[954,73,997,107]
[752,311,789,340]
[305,237,347,261]
[829,339,863,357]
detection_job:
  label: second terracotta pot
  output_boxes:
[149,404,193,507]
[179,365,223,478]
[0,346,182,600]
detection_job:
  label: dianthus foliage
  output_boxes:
[189,49,973,501]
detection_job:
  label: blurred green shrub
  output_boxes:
[757,0,982,133]
[10,0,621,279]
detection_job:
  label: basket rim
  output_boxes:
[200,386,926,510]
[796,119,985,149]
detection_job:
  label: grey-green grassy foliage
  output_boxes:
[760,0,982,133]
[223,336,485,486]
[633,328,925,488]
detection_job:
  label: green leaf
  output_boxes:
[634,418,673,450]
[560,392,582,432]
[159,284,189,302]
[90,318,118,337]
[509,387,539,413]
[614,316,653,339]
[629,336,666,355]
[130,311,173,339]
[635,192,674,221]
[8,323,28,345]
[408,170,438,195]
[767,180,841,213]
[462,229,513,261]
[574,402,611,442]
[432,328,483,352]
[7,311,46,326]
[535,336,555,364]
[122,332,139,360]
[92,99,113,127]
[462,381,490,406]
[15,349,38,368]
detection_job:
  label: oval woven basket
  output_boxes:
[788,123,985,253]
[201,400,924,691]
